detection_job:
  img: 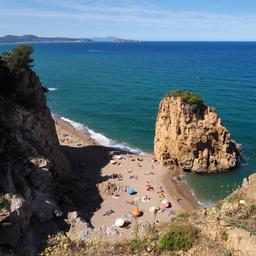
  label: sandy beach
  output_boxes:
[54,117,198,237]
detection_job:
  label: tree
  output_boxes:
[2,45,34,74]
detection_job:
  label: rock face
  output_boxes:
[0,66,70,253]
[154,96,240,173]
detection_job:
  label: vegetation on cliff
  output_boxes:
[156,89,239,173]
[0,45,48,107]
[41,174,256,256]
[164,89,203,105]
[2,45,33,74]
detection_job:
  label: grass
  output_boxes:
[164,89,203,105]
[227,218,256,235]
[41,220,198,255]
[159,224,196,252]
[221,231,229,241]
[176,211,197,220]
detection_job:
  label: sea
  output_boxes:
[1,42,256,205]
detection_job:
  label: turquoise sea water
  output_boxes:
[1,42,256,204]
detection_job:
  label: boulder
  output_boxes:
[154,94,240,173]
[0,194,32,247]
[67,212,92,241]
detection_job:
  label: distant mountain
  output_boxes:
[0,35,92,43]
[0,35,141,44]
[91,36,140,42]
[91,36,118,42]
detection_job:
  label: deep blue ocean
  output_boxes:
[1,42,256,204]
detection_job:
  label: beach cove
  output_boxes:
[54,117,198,235]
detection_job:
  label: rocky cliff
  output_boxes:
[0,58,70,254]
[154,91,240,173]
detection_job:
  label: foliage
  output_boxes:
[221,231,229,241]
[2,45,34,74]
[42,235,129,256]
[128,220,158,254]
[227,218,256,235]
[159,224,196,252]
[176,211,198,220]
[164,89,203,105]
[128,221,144,254]
[141,223,160,254]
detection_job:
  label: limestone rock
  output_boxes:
[67,214,92,241]
[0,193,32,247]
[0,64,70,251]
[226,227,256,256]
[154,96,240,173]
[105,226,119,237]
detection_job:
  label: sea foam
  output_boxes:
[48,87,58,91]
[59,116,145,154]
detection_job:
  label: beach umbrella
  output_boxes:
[115,218,125,227]
[132,208,141,217]
[127,188,137,195]
[161,199,171,208]
[148,206,159,214]
[161,199,168,205]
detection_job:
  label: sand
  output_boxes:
[54,118,198,237]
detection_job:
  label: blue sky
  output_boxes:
[1,0,256,40]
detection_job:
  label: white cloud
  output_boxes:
[1,0,256,31]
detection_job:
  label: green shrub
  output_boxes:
[221,231,229,241]
[164,89,203,105]
[160,224,196,252]
[227,218,256,235]
[2,45,34,74]
[142,223,160,253]
[128,238,144,254]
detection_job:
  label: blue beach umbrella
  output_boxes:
[128,188,137,195]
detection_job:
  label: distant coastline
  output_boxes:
[0,35,141,44]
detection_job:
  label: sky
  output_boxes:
[1,0,256,41]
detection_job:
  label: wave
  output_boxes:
[172,174,215,208]
[190,189,214,208]
[88,49,105,52]
[48,87,58,91]
[59,116,145,154]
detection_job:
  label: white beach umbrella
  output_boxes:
[114,218,125,227]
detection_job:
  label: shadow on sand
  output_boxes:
[58,144,126,226]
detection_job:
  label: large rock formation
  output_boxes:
[0,54,70,254]
[154,92,240,173]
